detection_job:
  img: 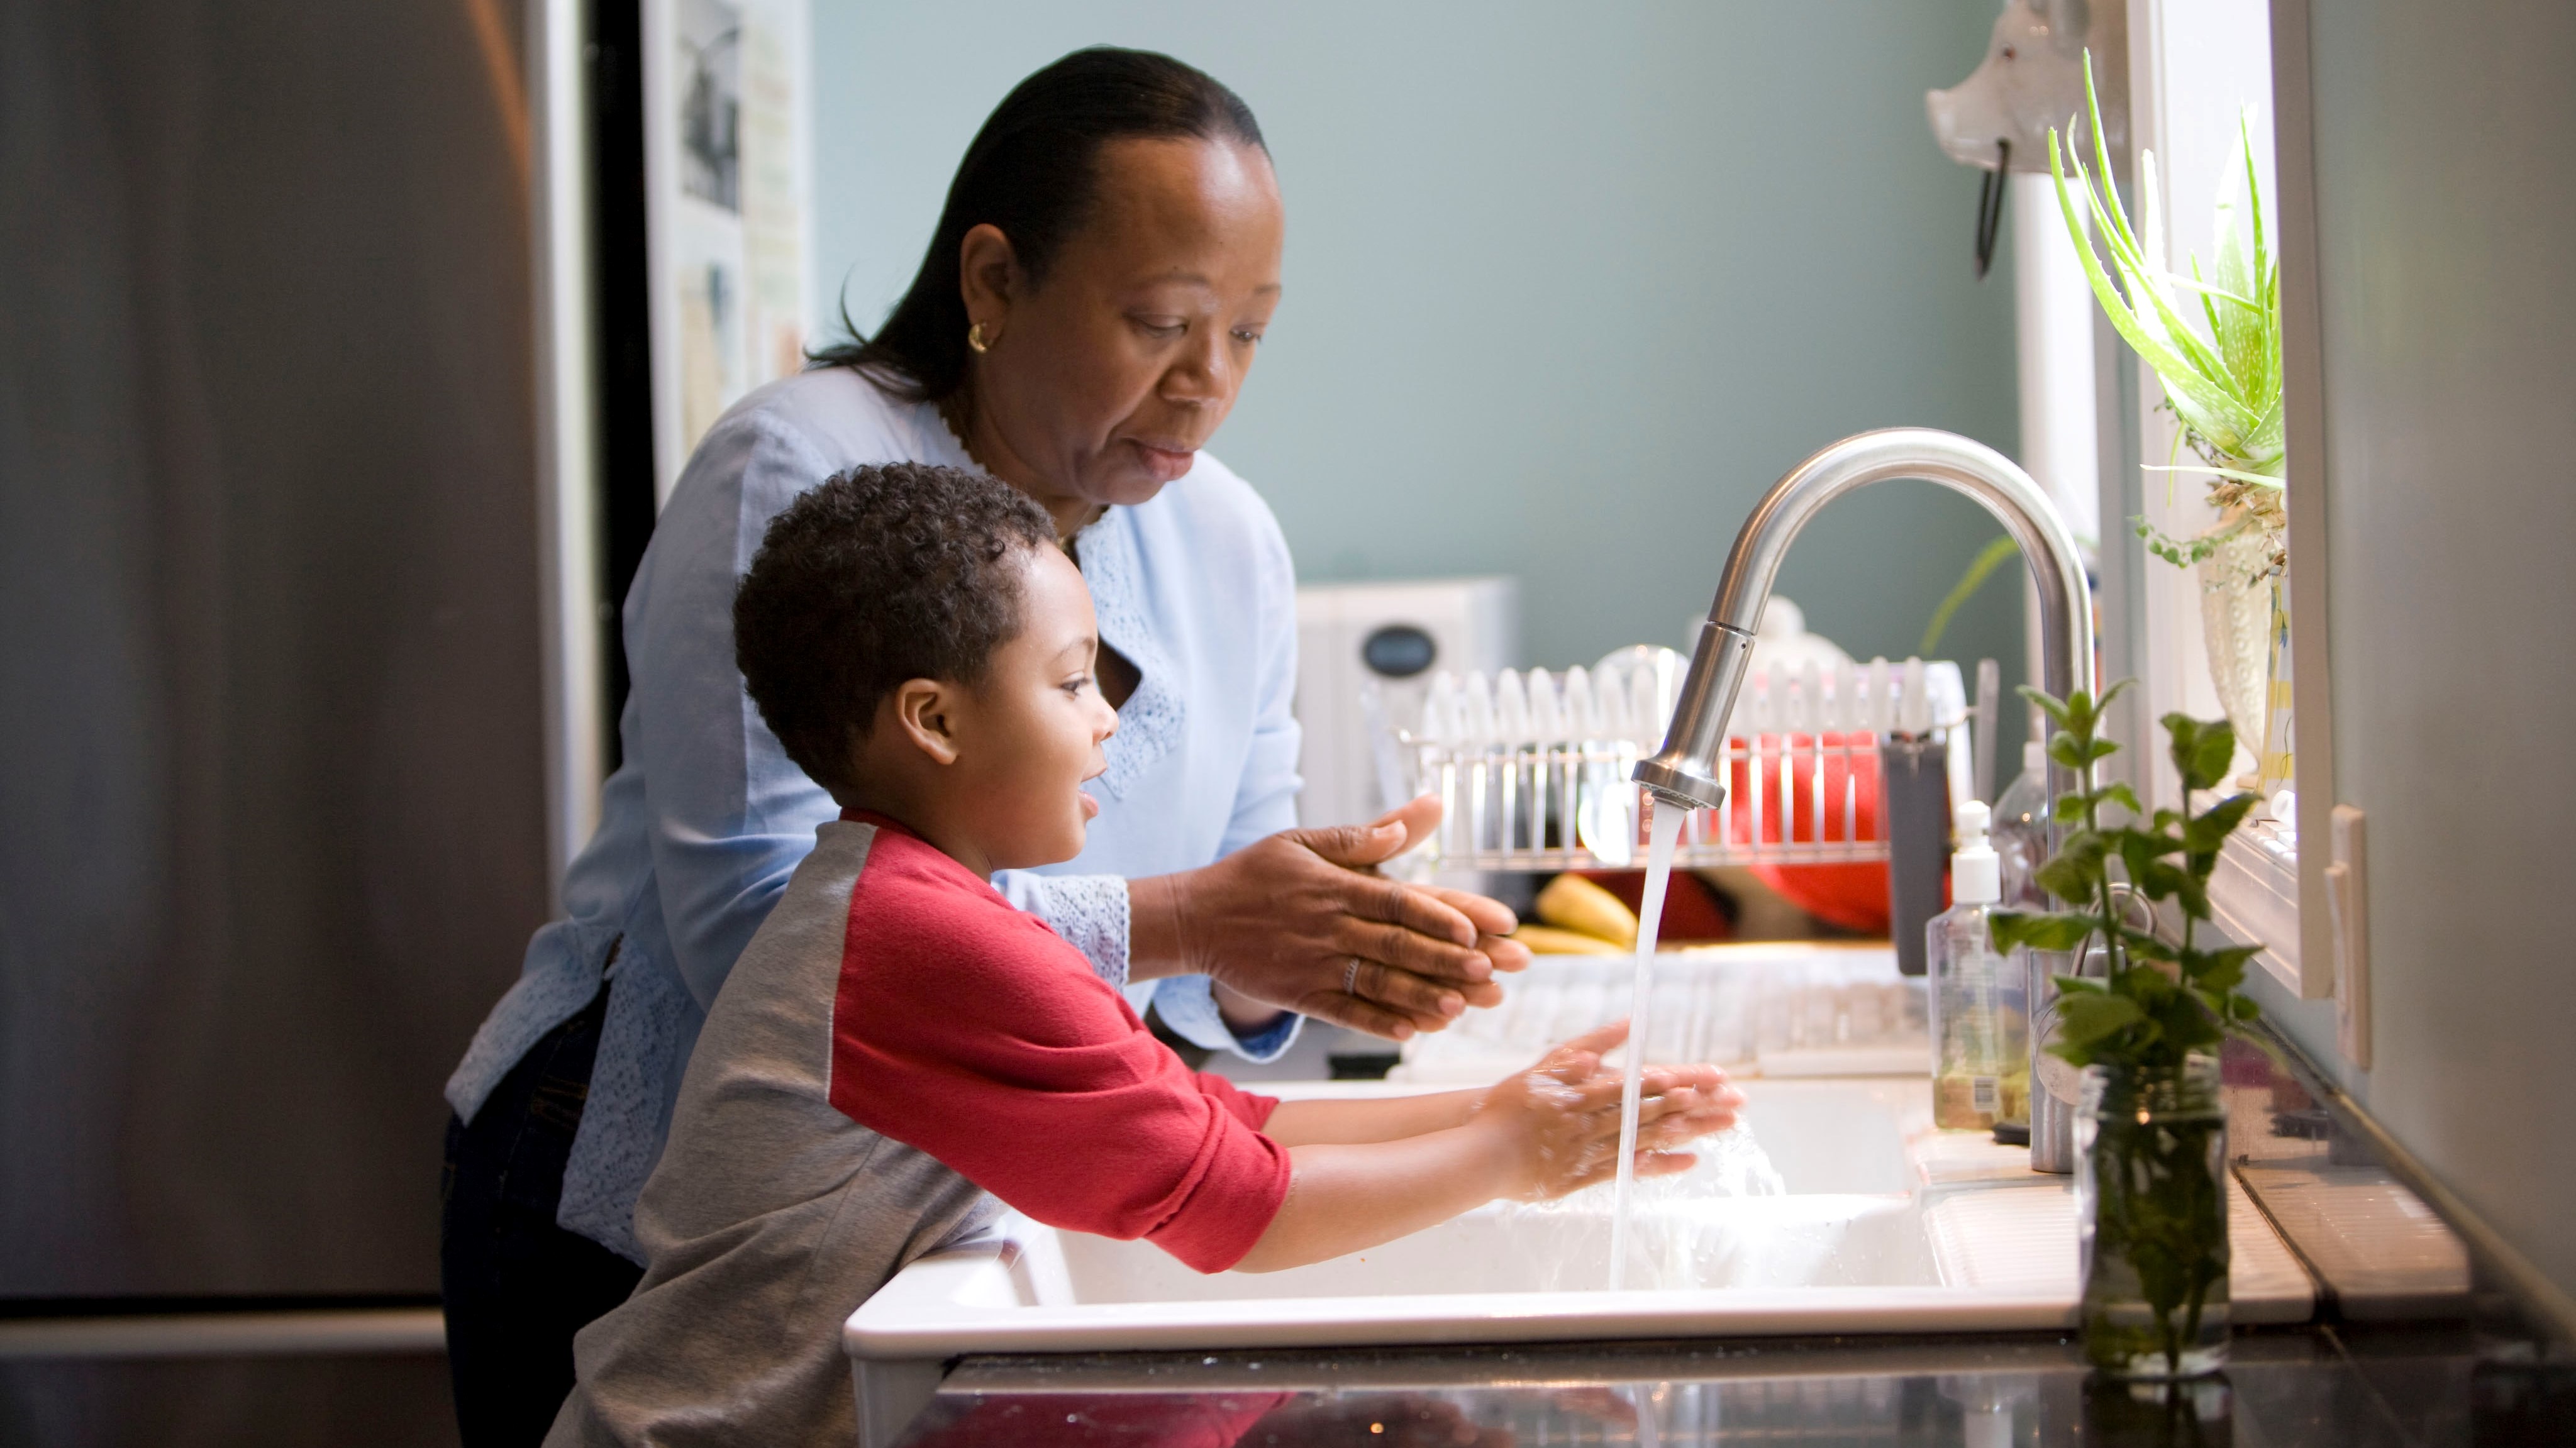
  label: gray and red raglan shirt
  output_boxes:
[547,812,1292,1447]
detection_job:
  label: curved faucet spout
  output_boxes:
[1632,428,2095,812]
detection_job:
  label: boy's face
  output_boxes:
[950,545,1120,870]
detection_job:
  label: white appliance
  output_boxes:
[1293,577,1519,827]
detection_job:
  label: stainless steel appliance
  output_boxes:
[0,1,631,1441]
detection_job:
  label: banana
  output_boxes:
[1534,873,1640,948]
[1507,924,1630,957]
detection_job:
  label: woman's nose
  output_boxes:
[1160,328,1232,407]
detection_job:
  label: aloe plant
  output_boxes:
[2051,55,2284,566]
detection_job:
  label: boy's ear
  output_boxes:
[889,678,963,766]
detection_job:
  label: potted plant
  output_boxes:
[2051,58,2288,792]
[1992,682,2266,1379]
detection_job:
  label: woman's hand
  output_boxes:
[1470,1022,1746,1203]
[1128,795,1533,1039]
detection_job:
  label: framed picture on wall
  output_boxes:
[641,0,812,506]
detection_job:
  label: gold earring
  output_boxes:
[967,321,992,354]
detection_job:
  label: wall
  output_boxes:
[2283,1,2576,1303]
[809,1,2029,708]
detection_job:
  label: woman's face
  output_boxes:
[960,137,1284,521]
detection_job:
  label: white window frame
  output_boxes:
[2107,0,2336,1000]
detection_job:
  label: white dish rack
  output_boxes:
[1389,648,1983,874]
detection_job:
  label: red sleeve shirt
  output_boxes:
[826,815,1291,1273]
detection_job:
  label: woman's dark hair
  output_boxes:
[810,47,1266,401]
[735,462,1056,802]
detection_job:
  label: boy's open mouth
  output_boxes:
[1079,790,1101,821]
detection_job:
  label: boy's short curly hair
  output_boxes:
[735,462,1058,801]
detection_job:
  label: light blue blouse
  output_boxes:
[445,368,1304,1262]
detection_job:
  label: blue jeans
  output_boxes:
[440,983,643,1447]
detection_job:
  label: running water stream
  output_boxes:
[1606,799,1689,1290]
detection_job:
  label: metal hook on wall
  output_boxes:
[1974,138,2010,279]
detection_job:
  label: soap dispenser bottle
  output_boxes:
[1928,801,2030,1131]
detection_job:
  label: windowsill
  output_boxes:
[2206,822,2320,997]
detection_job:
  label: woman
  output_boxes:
[440,47,1530,1444]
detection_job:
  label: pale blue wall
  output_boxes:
[2277,0,2576,1305]
[810,1,2023,697]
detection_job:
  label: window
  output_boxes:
[2030,1,2331,1003]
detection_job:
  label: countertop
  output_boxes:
[890,1325,2573,1447]
[884,1031,2569,1445]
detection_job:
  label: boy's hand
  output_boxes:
[1470,1022,1746,1203]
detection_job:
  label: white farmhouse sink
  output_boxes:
[844,1076,2313,1447]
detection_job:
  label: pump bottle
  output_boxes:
[1927,800,2030,1131]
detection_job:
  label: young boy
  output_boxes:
[545,463,1742,1445]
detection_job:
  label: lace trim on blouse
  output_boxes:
[1074,512,1185,799]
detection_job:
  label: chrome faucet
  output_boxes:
[1633,427,2093,814]
[1633,427,2097,1169]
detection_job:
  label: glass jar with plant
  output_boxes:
[1992,682,2267,1379]
[2051,58,2287,792]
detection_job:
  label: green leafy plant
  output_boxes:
[1990,683,2263,1062]
[1990,682,2265,1375]
[2050,53,2284,568]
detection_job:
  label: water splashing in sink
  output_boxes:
[1500,1129,1789,1293]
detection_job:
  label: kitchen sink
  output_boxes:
[843,1076,2314,1446]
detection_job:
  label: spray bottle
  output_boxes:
[1926,801,2030,1131]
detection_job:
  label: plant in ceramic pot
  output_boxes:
[2051,59,2286,788]
[1992,683,2265,1379]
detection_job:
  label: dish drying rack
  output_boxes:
[1384,648,1990,874]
